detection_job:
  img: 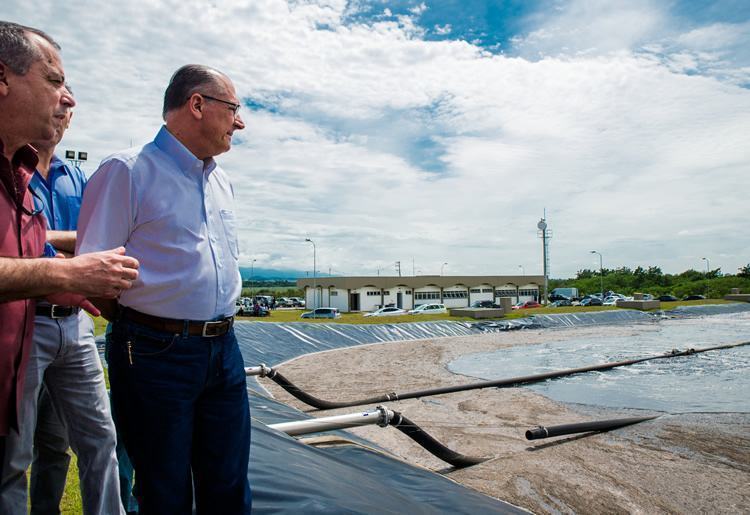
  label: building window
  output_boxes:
[405,290,412,295]
[481,288,493,293]
[495,289,517,297]
[366,291,381,296]
[519,288,539,297]
[415,291,440,300]
[383,291,390,295]
[330,291,338,296]
[470,288,481,293]
[443,290,468,299]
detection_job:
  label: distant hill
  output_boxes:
[239,267,329,281]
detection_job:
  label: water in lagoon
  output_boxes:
[447,312,750,413]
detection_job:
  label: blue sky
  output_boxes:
[5,0,749,278]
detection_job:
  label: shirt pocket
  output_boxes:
[220,209,239,260]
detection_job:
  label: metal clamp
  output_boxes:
[375,405,393,427]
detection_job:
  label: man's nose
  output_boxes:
[233,114,245,130]
[61,88,76,108]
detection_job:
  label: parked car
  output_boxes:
[290,297,305,307]
[408,303,448,315]
[579,297,603,307]
[658,295,679,302]
[512,300,542,310]
[276,297,294,307]
[602,296,620,306]
[236,298,269,317]
[254,295,275,308]
[300,307,341,319]
[549,299,572,307]
[364,307,407,317]
[470,300,501,308]
[683,294,706,301]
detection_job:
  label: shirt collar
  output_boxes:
[154,125,217,177]
[1,138,39,207]
[49,155,69,175]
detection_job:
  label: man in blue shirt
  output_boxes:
[0,106,125,515]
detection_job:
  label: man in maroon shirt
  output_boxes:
[0,21,139,476]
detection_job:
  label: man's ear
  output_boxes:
[0,61,10,97]
[188,93,204,119]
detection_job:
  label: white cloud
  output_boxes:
[5,0,749,278]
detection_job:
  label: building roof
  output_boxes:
[297,275,544,289]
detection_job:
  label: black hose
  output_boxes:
[525,416,658,440]
[389,411,486,468]
[263,341,749,410]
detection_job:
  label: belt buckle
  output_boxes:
[49,305,67,319]
[201,320,225,337]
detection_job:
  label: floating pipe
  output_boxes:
[525,415,659,440]
[268,406,485,468]
[246,341,750,410]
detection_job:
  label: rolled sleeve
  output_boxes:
[76,158,134,255]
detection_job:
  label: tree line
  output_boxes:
[550,264,750,299]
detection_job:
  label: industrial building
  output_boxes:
[297,275,544,312]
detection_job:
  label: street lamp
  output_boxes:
[441,262,448,276]
[249,258,256,297]
[518,265,525,276]
[701,257,710,298]
[305,238,316,311]
[590,250,603,299]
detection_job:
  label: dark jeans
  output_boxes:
[110,318,251,515]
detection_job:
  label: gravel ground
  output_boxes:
[259,325,750,514]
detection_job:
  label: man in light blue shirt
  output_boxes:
[77,64,251,514]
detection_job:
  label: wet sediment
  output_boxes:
[259,325,750,514]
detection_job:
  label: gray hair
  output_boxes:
[162,64,224,119]
[0,21,60,75]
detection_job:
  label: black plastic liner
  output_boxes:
[663,303,750,317]
[246,422,522,513]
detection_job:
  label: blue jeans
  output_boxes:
[110,319,251,515]
[30,384,71,515]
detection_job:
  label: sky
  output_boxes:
[5,0,750,278]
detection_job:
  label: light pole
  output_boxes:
[537,217,552,304]
[441,262,448,276]
[590,250,603,299]
[701,257,710,298]
[518,265,525,276]
[249,258,256,297]
[305,238,316,310]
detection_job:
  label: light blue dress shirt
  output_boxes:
[76,126,241,320]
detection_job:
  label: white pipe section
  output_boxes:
[269,407,394,437]
[245,364,272,377]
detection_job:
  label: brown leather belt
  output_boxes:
[36,305,80,318]
[121,307,233,337]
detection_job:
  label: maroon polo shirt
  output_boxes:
[0,138,46,436]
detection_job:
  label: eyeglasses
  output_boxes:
[200,94,241,116]
[21,187,45,217]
